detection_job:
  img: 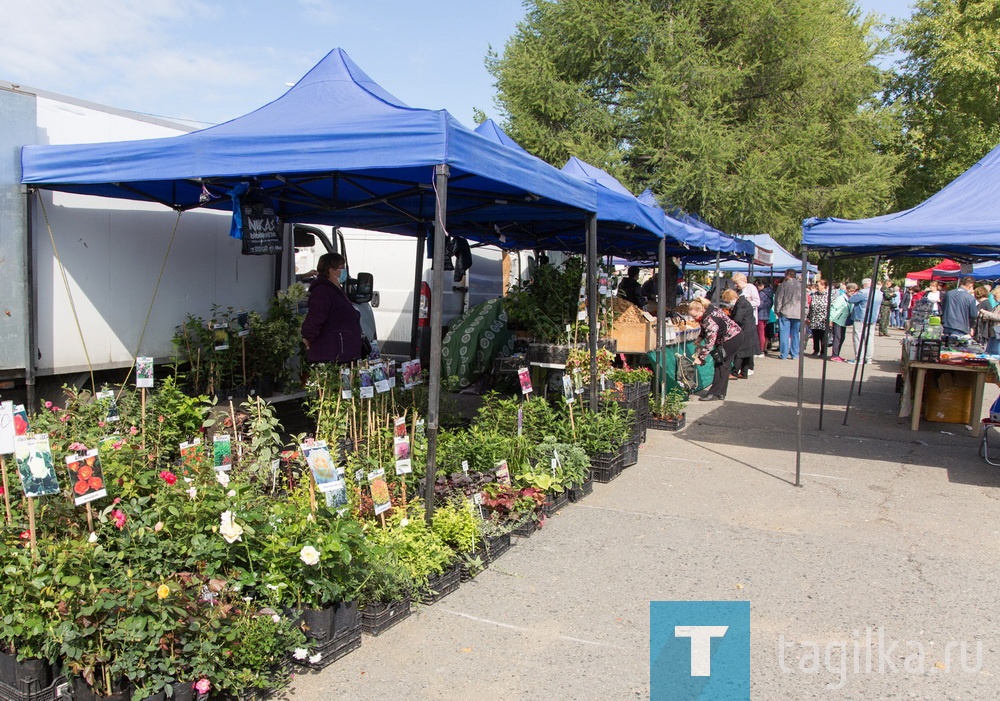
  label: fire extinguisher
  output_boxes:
[418,281,431,328]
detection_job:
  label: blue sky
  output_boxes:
[0,0,916,129]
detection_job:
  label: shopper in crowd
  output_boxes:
[877,281,893,336]
[925,280,942,314]
[301,252,364,364]
[974,286,996,347]
[617,266,646,307]
[848,278,882,364]
[722,288,759,379]
[689,297,743,401]
[774,269,805,360]
[755,278,773,357]
[733,273,759,314]
[829,282,856,362]
[889,285,903,328]
[941,276,979,337]
[900,285,913,327]
[807,279,830,356]
[641,272,659,306]
[977,305,1000,354]
[990,285,1000,310]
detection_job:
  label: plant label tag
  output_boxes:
[495,459,511,487]
[551,457,558,475]
[372,362,391,393]
[472,492,483,505]
[211,320,230,351]
[359,369,375,399]
[394,416,408,438]
[237,310,250,337]
[212,434,232,472]
[517,367,533,395]
[578,309,587,321]
[340,367,353,399]
[562,375,575,404]
[368,469,391,515]
[517,406,523,437]
[0,401,14,455]
[462,460,469,474]
[66,450,107,506]
[136,357,154,388]
[387,360,396,388]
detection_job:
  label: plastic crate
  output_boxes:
[649,414,685,431]
[482,533,513,561]
[416,563,461,605]
[290,623,361,670]
[568,476,594,502]
[511,518,538,538]
[459,550,489,582]
[590,452,619,483]
[622,439,639,468]
[0,677,66,701]
[361,597,412,637]
[543,491,570,516]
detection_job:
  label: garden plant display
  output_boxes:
[0,297,654,699]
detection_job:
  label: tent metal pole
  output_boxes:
[794,248,808,487]
[409,225,426,359]
[657,237,667,401]
[818,256,834,430]
[423,165,449,524]
[843,255,881,425]
[712,251,721,302]
[587,214,599,411]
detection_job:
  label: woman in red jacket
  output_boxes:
[301,253,363,364]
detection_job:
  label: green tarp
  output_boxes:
[442,298,515,388]
[647,341,714,394]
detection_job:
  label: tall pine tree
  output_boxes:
[488,0,900,250]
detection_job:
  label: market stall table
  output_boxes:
[898,348,998,437]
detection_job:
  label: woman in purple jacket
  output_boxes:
[301,253,363,364]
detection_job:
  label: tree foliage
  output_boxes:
[887,0,1000,208]
[487,0,901,252]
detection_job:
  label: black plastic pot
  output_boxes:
[301,605,335,641]
[332,600,359,637]
[0,651,53,692]
[71,676,130,701]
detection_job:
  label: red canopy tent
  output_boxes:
[905,259,961,280]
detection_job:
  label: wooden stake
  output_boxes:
[194,347,201,393]
[229,400,239,459]
[241,336,247,388]
[568,402,576,440]
[27,497,37,557]
[86,502,94,534]
[379,512,386,528]
[141,387,147,451]
[308,472,317,515]
[0,455,11,525]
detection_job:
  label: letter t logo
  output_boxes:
[675,626,729,676]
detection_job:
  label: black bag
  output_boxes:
[360,334,373,359]
[709,344,727,365]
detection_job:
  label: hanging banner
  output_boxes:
[240,187,282,255]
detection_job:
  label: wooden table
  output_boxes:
[906,361,988,436]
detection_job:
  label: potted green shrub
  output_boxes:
[650,387,687,431]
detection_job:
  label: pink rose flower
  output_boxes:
[111,509,127,529]
[159,470,177,485]
[194,679,210,695]
[44,401,53,409]
[129,426,139,436]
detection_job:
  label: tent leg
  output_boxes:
[657,238,667,400]
[795,249,808,487]
[587,215,599,411]
[423,165,449,524]
[843,255,881,424]
[818,257,834,430]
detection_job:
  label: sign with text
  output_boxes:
[650,601,750,701]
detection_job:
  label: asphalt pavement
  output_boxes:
[287,330,1000,700]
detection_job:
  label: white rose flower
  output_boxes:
[216,471,231,487]
[187,487,197,500]
[227,489,236,497]
[293,647,308,660]
[309,652,322,664]
[299,545,321,566]
[400,518,409,527]
[219,510,244,544]
[88,532,98,543]
[272,614,281,623]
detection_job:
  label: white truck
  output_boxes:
[0,82,286,406]
[0,81,508,407]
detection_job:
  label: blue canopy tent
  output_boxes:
[20,48,610,521]
[803,141,1000,258]
[794,141,1000,488]
[685,234,817,276]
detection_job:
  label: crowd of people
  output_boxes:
[687,270,1000,402]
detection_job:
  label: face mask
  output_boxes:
[338,268,348,284]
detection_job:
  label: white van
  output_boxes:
[293,225,505,361]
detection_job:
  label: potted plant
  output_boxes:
[431,497,486,581]
[650,387,687,431]
[358,546,413,637]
